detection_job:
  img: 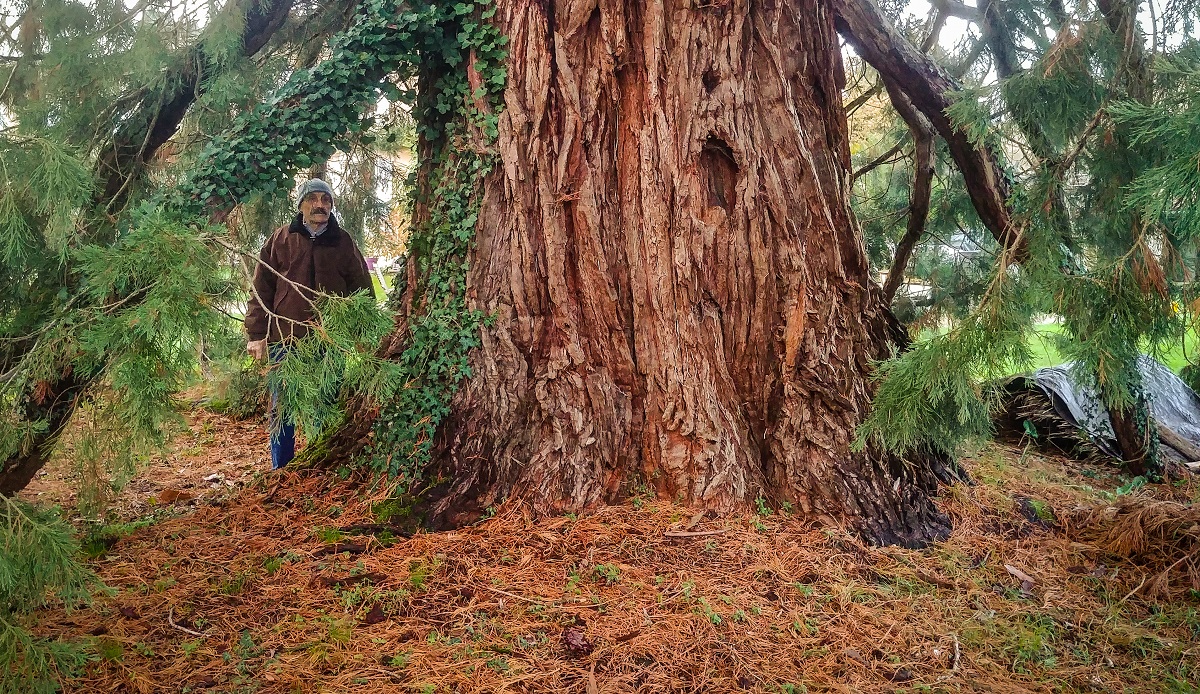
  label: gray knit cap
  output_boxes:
[296,178,335,209]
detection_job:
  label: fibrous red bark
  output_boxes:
[406,0,955,546]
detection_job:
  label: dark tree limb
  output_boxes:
[930,0,982,22]
[844,6,942,129]
[0,372,87,496]
[852,138,907,182]
[1111,403,1154,476]
[92,0,295,221]
[834,0,1024,259]
[874,0,941,301]
[881,78,935,304]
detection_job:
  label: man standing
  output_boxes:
[245,179,373,469]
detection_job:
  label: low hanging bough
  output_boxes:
[835,0,1183,479]
[0,0,297,496]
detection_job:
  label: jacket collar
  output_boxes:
[288,212,343,247]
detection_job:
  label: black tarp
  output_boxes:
[1003,356,1200,464]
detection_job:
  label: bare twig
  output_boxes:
[1056,105,1107,175]
[663,529,727,539]
[168,606,206,638]
[482,585,548,605]
[845,81,883,115]
[232,252,311,331]
[1004,564,1036,584]
[851,138,908,183]
[210,235,338,304]
[1119,573,1148,604]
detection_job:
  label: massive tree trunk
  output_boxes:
[391,0,955,546]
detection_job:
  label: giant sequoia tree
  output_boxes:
[388,0,957,546]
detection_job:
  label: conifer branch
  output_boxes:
[221,240,373,361]
[881,78,936,304]
[981,0,1078,250]
[0,63,15,104]
[0,0,298,498]
[834,0,1024,259]
[93,0,296,219]
[852,138,908,182]
[1055,104,1107,175]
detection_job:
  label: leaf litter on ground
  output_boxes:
[25,412,1200,693]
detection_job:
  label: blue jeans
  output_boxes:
[268,344,295,470]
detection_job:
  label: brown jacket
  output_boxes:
[245,213,373,343]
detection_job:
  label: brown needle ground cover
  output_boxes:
[27,411,1200,693]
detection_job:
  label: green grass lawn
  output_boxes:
[917,321,1200,377]
[1023,322,1200,374]
[371,273,387,301]
[370,271,398,302]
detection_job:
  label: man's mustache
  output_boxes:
[310,207,329,215]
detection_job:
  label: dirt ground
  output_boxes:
[20,405,272,520]
[24,410,1200,693]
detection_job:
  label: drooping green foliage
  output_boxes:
[0,135,91,263]
[1114,50,1200,247]
[0,497,97,694]
[849,0,1200,471]
[860,272,1042,455]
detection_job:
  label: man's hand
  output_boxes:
[247,339,268,362]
